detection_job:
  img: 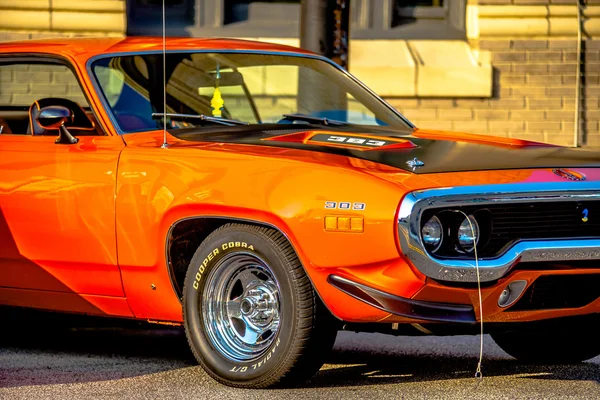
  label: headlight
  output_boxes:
[421,215,443,252]
[457,215,479,252]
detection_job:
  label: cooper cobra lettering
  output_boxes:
[193,242,255,290]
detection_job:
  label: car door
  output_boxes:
[0,57,126,298]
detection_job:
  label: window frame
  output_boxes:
[352,0,466,40]
[0,54,109,136]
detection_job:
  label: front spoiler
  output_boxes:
[327,275,476,324]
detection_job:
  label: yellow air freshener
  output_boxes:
[211,87,224,117]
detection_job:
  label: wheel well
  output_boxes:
[167,217,341,324]
[167,218,227,299]
[167,217,292,299]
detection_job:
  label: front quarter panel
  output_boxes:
[116,132,421,321]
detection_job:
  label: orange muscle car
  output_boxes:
[0,37,599,388]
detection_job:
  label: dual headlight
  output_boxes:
[421,212,482,255]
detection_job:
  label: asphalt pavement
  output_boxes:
[0,311,598,399]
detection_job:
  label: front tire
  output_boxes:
[183,223,337,388]
[492,315,600,363]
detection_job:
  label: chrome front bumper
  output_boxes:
[397,181,600,283]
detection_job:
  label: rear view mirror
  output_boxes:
[206,71,244,87]
[37,106,73,130]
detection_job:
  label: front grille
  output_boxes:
[510,274,600,311]
[485,201,600,256]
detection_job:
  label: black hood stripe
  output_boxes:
[172,124,600,174]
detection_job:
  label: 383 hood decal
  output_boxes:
[173,124,600,174]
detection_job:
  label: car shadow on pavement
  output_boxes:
[0,309,196,388]
[1,311,598,389]
[308,349,600,388]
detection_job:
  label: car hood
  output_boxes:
[172,124,600,174]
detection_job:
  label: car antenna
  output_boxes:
[160,0,168,149]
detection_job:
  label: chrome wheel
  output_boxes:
[202,252,281,362]
[184,224,338,387]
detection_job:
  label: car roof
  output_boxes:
[0,36,315,65]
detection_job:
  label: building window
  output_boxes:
[127,0,193,35]
[393,0,445,28]
[127,0,466,41]
[387,0,465,40]
[136,0,185,5]
[224,0,299,25]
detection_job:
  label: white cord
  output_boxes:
[453,210,484,380]
[161,0,168,148]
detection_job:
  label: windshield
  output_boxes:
[91,52,412,133]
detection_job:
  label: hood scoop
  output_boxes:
[263,130,417,151]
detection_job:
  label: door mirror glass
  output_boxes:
[37,106,73,130]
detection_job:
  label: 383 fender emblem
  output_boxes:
[325,201,366,210]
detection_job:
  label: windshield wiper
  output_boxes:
[281,114,348,126]
[152,113,248,126]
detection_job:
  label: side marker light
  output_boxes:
[324,216,364,232]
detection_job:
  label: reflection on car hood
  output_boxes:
[172,124,600,174]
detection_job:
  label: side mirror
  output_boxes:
[37,106,73,129]
[36,106,78,145]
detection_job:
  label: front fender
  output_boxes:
[115,140,424,321]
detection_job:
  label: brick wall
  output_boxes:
[0,64,88,108]
[0,1,125,107]
[386,38,599,147]
[0,0,125,36]
[0,31,87,43]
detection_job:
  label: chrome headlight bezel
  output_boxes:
[421,215,443,253]
[457,214,480,253]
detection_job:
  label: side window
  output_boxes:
[93,57,157,133]
[0,62,92,135]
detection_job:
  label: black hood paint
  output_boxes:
[172,124,600,174]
